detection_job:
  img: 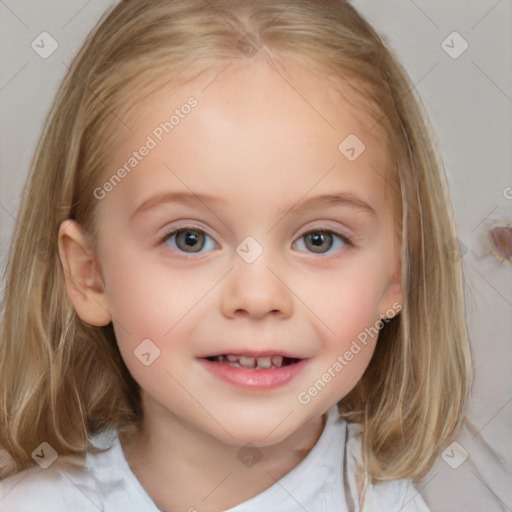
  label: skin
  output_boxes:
[58,54,401,511]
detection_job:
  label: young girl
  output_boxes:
[0,1,471,510]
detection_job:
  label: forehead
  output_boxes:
[98,56,393,221]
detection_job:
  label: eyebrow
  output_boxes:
[130,191,225,221]
[129,190,376,220]
[285,192,376,216]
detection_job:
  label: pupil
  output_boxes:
[307,231,332,253]
[178,230,203,252]
[312,233,323,246]
[184,233,197,246]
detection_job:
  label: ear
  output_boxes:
[378,252,402,319]
[57,219,112,326]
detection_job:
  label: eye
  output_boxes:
[162,227,217,254]
[293,229,352,254]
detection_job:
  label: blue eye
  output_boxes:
[293,230,351,254]
[162,228,217,254]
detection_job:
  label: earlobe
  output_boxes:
[57,219,112,326]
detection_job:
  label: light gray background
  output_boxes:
[1,1,511,510]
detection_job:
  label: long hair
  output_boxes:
[0,0,471,481]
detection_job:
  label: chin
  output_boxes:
[200,406,321,448]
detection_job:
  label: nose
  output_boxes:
[220,249,294,320]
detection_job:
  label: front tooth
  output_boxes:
[239,356,256,368]
[271,355,283,367]
[226,355,239,362]
[256,356,272,369]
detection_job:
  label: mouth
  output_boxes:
[204,354,301,370]
[199,353,308,390]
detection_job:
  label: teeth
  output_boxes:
[239,356,256,368]
[214,354,287,369]
[257,356,272,369]
[271,355,283,367]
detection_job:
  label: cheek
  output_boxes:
[101,250,217,375]
[311,294,381,403]
[103,248,210,334]
[302,261,386,385]
[309,262,385,333]
[325,295,380,378]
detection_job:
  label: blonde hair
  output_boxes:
[0,0,471,482]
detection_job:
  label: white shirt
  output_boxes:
[0,406,431,511]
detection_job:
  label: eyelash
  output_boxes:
[158,225,354,258]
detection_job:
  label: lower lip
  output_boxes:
[198,358,308,390]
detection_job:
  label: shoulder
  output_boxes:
[366,477,432,512]
[344,422,432,512]
[0,431,158,512]
[0,454,102,512]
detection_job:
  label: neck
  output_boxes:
[119,393,326,512]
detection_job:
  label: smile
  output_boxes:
[199,354,307,390]
[205,354,301,370]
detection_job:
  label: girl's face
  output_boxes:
[67,57,401,446]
